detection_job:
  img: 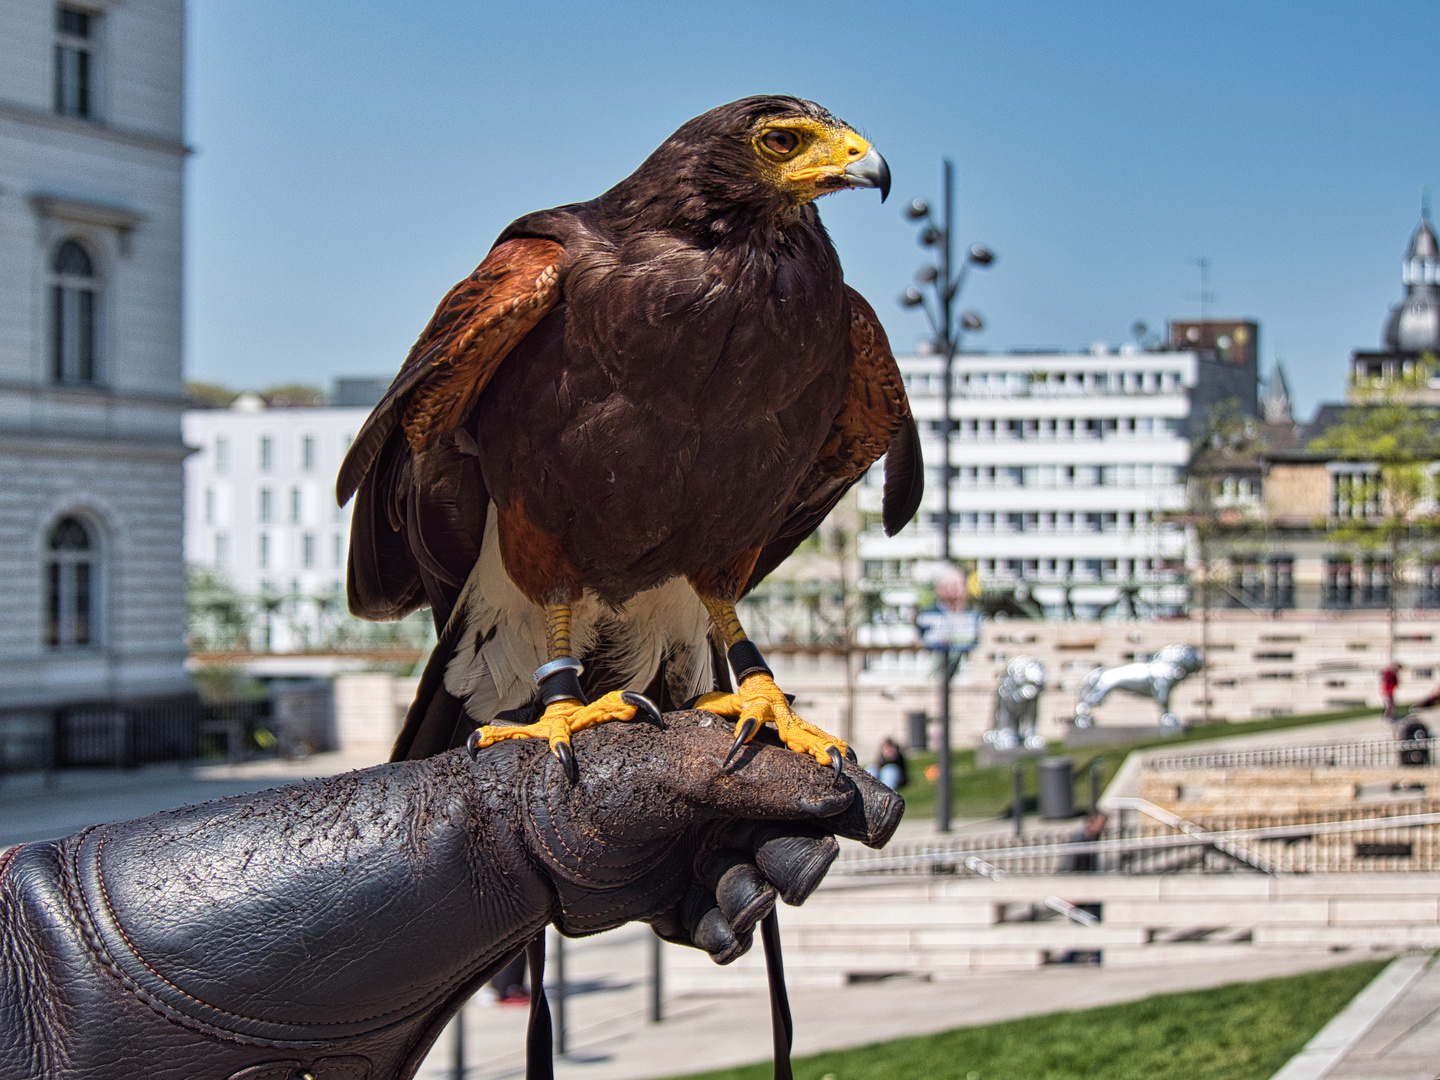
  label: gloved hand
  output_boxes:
[0,709,902,1080]
[515,708,903,961]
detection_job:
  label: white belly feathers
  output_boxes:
[443,503,714,723]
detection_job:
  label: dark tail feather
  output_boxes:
[881,415,924,536]
[391,613,470,761]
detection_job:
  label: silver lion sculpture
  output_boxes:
[984,656,1049,751]
[1073,644,1203,730]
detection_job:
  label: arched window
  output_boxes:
[46,516,98,647]
[51,239,99,385]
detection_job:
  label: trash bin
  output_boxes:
[1038,756,1075,819]
[1399,718,1431,766]
[906,710,928,751]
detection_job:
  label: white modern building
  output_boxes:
[857,328,1259,620]
[184,397,371,652]
[0,0,191,726]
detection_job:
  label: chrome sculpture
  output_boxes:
[984,656,1049,750]
[1072,644,1202,729]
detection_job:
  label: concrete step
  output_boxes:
[662,873,1440,991]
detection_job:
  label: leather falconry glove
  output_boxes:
[0,710,902,1080]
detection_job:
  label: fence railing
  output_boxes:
[834,804,1440,877]
[0,700,269,773]
[1146,737,1438,772]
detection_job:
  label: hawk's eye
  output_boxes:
[759,129,801,157]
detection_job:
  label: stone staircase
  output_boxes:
[666,872,1440,992]
[1140,767,1440,818]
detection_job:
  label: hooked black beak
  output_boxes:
[845,147,891,203]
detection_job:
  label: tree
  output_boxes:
[261,383,327,408]
[1176,401,1269,723]
[186,566,254,651]
[1310,358,1440,661]
[186,381,240,408]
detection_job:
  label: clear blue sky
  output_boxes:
[185,1,1440,417]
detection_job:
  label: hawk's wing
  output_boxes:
[744,287,923,592]
[337,238,564,627]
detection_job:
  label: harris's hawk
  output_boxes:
[337,95,923,778]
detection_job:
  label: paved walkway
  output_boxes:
[1274,952,1440,1080]
[0,750,384,848]
[413,928,1365,1080]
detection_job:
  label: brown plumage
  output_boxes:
[337,95,922,767]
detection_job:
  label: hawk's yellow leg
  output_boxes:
[469,602,655,777]
[694,597,849,770]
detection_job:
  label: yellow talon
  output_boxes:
[694,674,847,767]
[472,691,641,769]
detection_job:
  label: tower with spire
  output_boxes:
[1261,361,1293,423]
[1350,206,1440,399]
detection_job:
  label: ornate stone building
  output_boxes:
[1209,211,1440,614]
[0,0,191,755]
[1350,211,1440,395]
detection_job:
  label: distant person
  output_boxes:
[1381,664,1401,721]
[866,738,909,791]
[1060,811,1108,872]
[490,952,528,1005]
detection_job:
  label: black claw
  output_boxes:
[845,746,858,764]
[826,746,844,777]
[723,717,760,770]
[465,729,484,761]
[553,740,578,783]
[622,691,663,725]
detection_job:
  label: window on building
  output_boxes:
[1326,557,1356,607]
[46,516,96,647]
[1332,470,1382,519]
[1324,556,1389,609]
[54,5,95,119]
[1229,556,1266,608]
[214,532,228,568]
[333,532,343,569]
[50,240,98,385]
[204,487,215,525]
[301,435,316,471]
[259,436,273,472]
[1420,563,1440,609]
[302,532,316,569]
[258,532,270,570]
[290,486,302,523]
[258,487,273,523]
[1270,558,1296,609]
[214,437,229,472]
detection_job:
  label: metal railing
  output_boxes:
[1147,737,1438,772]
[0,700,269,773]
[835,802,1440,878]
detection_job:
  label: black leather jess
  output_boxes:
[0,711,902,1080]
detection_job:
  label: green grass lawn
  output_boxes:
[664,959,1388,1080]
[897,706,1381,819]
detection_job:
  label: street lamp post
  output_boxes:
[901,159,994,833]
